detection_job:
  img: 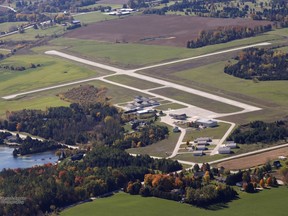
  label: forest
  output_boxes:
[186,25,272,48]
[228,119,288,144]
[0,102,169,150]
[0,146,182,215]
[12,136,63,156]
[224,48,288,80]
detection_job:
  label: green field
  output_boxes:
[155,103,187,110]
[105,75,162,90]
[175,62,288,108]
[50,30,283,68]
[1,25,65,41]
[0,54,103,96]
[0,22,28,32]
[0,79,152,118]
[184,122,232,141]
[73,12,117,24]
[61,187,288,216]
[151,87,242,113]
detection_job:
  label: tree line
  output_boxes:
[126,163,238,207]
[0,102,169,150]
[0,146,182,215]
[186,25,272,48]
[228,119,288,144]
[224,47,288,80]
[12,136,63,156]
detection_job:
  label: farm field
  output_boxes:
[151,87,242,113]
[61,188,288,216]
[216,146,288,170]
[1,25,65,41]
[64,15,272,47]
[72,12,117,24]
[0,54,103,96]
[0,79,152,118]
[104,74,162,89]
[49,31,280,68]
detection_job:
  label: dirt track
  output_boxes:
[216,147,288,170]
[65,15,271,47]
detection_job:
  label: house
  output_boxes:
[218,146,231,154]
[193,150,203,156]
[194,137,211,143]
[195,118,218,128]
[71,20,81,25]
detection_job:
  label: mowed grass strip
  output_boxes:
[155,103,187,110]
[60,187,288,216]
[183,122,232,141]
[104,75,162,90]
[0,54,101,96]
[151,87,242,113]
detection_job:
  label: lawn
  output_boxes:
[151,87,242,113]
[105,75,162,90]
[49,30,282,68]
[61,187,288,216]
[183,122,232,141]
[0,54,101,96]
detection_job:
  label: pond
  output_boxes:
[0,145,59,170]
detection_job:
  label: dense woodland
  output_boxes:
[0,146,182,215]
[186,25,272,48]
[224,48,288,80]
[12,136,63,156]
[127,168,238,207]
[141,0,288,28]
[228,119,288,144]
[0,102,169,149]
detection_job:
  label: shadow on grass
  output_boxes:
[196,196,240,211]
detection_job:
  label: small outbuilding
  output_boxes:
[195,119,218,128]
[218,146,231,154]
[193,150,204,156]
